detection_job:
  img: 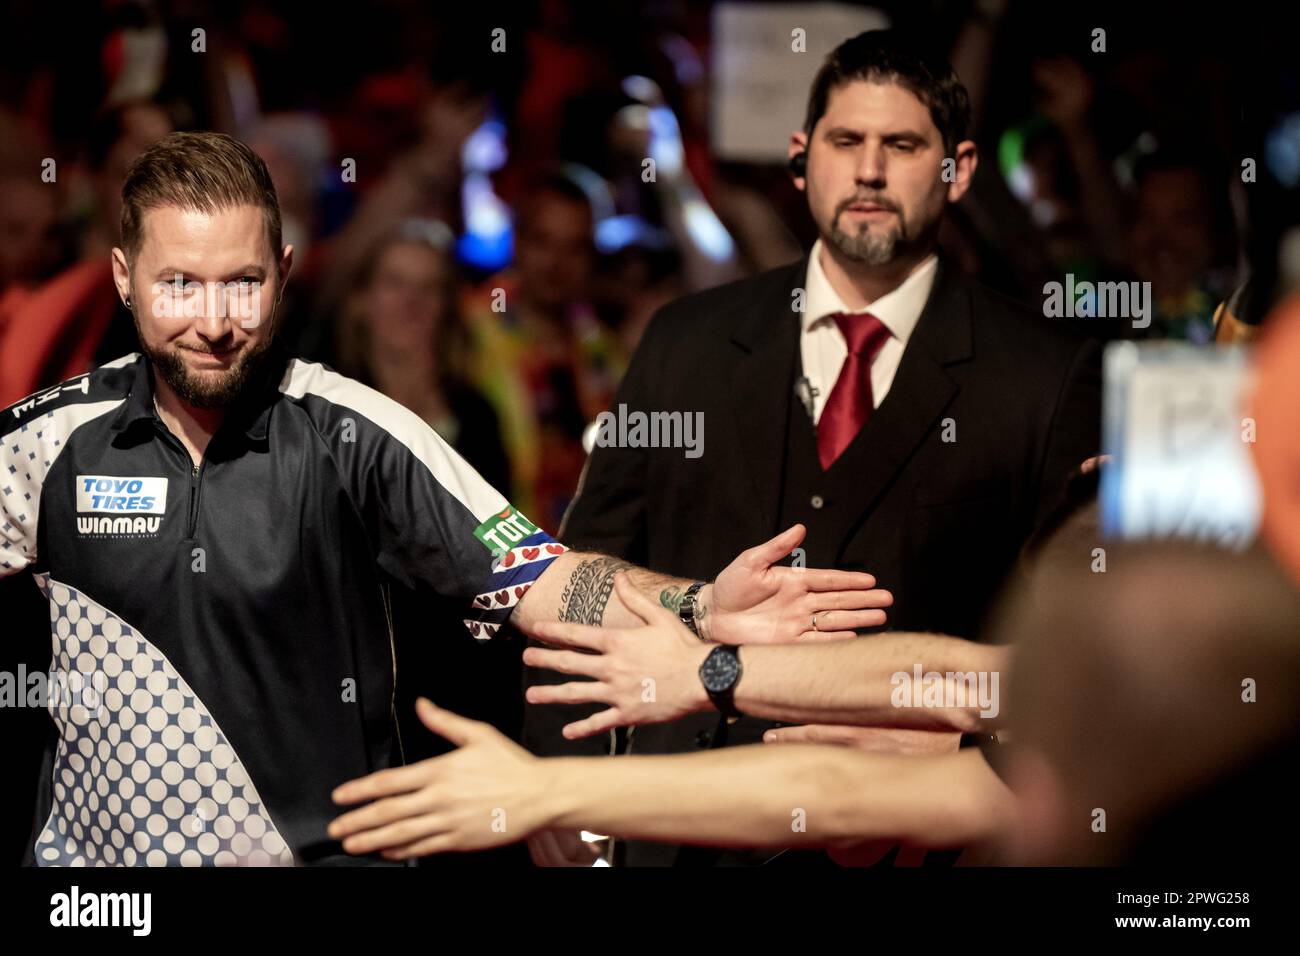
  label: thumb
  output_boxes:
[416,697,479,748]
[743,524,806,570]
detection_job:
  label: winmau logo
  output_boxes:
[76,475,167,537]
[77,515,163,535]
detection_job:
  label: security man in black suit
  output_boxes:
[523,30,1101,866]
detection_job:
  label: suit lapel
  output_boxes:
[823,257,975,533]
[728,259,807,535]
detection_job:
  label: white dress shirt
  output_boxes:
[799,239,938,424]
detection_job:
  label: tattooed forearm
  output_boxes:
[559,556,636,624]
[514,548,708,634]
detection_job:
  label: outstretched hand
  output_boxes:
[706,524,892,643]
[329,699,555,859]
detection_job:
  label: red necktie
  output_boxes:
[816,312,891,470]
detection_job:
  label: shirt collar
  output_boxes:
[110,342,289,443]
[803,238,938,345]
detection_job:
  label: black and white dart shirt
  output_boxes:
[0,346,566,866]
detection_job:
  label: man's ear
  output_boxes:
[110,248,132,307]
[276,244,295,302]
[787,131,809,190]
[946,141,979,203]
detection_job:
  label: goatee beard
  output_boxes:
[828,223,902,265]
[136,323,276,409]
[829,202,908,266]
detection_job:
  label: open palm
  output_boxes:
[709,524,892,644]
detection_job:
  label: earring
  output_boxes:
[124,296,132,308]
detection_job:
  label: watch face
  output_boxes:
[700,647,740,692]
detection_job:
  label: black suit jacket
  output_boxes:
[522,255,1101,864]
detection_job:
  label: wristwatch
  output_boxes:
[678,580,707,639]
[698,645,743,718]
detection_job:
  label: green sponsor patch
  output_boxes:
[473,505,540,555]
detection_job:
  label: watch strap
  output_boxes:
[679,580,707,639]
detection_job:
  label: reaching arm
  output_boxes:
[526,573,1008,739]
[730,635,1006,731]
[512,523,892,644]
[294,362,887,645]
[328,700,1014,858]
[543,741,1009,851]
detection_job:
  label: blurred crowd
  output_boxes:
[2,0,1299,869]
[2,0,1293,530]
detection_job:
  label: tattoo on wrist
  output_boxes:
[560,557,635,625]
[660,586,685,613]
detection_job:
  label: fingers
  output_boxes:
[531,620,610,653]
[524,680,610,707]
[742,524,806,570]
[522,648,608,681]
[807,609,888,632]
[415,698,480,747]
[332,701,481,806]
[381,831,457,860]
[811,588,893,611]
[331,760,437,806]
[763,724,866,746]
[561,708,624,740]
[338,813,446,856]
[330,788,437,840]
[793,603,889,642]
[800,569,881,592]
[844,609,889,629]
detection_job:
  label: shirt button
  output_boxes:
[810,494,825,510]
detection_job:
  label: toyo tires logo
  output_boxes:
[75,475,168,537]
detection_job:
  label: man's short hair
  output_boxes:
[120,131,282,263]
[803,30,971,156]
